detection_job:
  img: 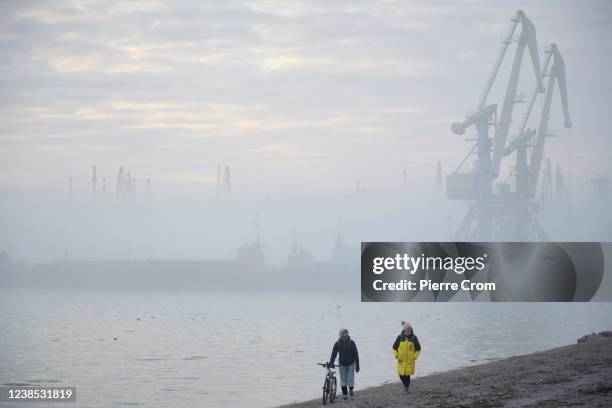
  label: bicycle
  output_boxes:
[317,362,337,405]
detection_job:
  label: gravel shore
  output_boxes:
[279,332,612,407]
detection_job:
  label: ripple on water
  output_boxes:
[182,356,208,361]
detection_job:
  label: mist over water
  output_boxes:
[0,176,610,266]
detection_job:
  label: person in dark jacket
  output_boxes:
[392,321,421,393]
[329,328,360,399]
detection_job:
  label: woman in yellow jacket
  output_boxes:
[392,321,421,393]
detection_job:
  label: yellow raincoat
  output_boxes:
[393,334,421,376]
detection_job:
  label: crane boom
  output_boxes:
[477,11,521,110]
[555,49,571,129]
[528,44,572,197]
[516,49,554,138]
[490,11,544,178]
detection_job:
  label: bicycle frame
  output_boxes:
[319,363,337,405]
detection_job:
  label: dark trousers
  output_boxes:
[340,386,354,395]
[399,375,411,389]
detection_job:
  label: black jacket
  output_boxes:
[330,337,359,369]
[392,332,421,352]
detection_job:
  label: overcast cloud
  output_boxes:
[1,0,610,192]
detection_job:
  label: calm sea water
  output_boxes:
[0,289,611,407]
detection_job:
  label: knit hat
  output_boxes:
[339,328,349,337]
[401,321,412,330]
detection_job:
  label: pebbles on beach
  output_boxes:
[279,333,612,407]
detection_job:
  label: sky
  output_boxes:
[1,0,611,193]
[1,1,612,263]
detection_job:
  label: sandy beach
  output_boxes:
[279,332,612,408]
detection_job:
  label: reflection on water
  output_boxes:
[0,289,610,407]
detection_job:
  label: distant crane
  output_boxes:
[92,166,97,197]
[216,164,232,201]
[116,167,124,201]
[335,218,344,250]
[541,158,554,204]
[502,43,572,238]
[448,10,569,241]
[125,171,132,199]
[526,44,572,197]
[478,10,544,179]
[145,178,152,200]
[555,164,568,203]
[216,165,222,197]
[287,226,313,268]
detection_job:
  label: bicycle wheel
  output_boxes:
[322,377,329,405]
[329,377,337,403]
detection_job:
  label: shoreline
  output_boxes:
[279,332,612,407]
